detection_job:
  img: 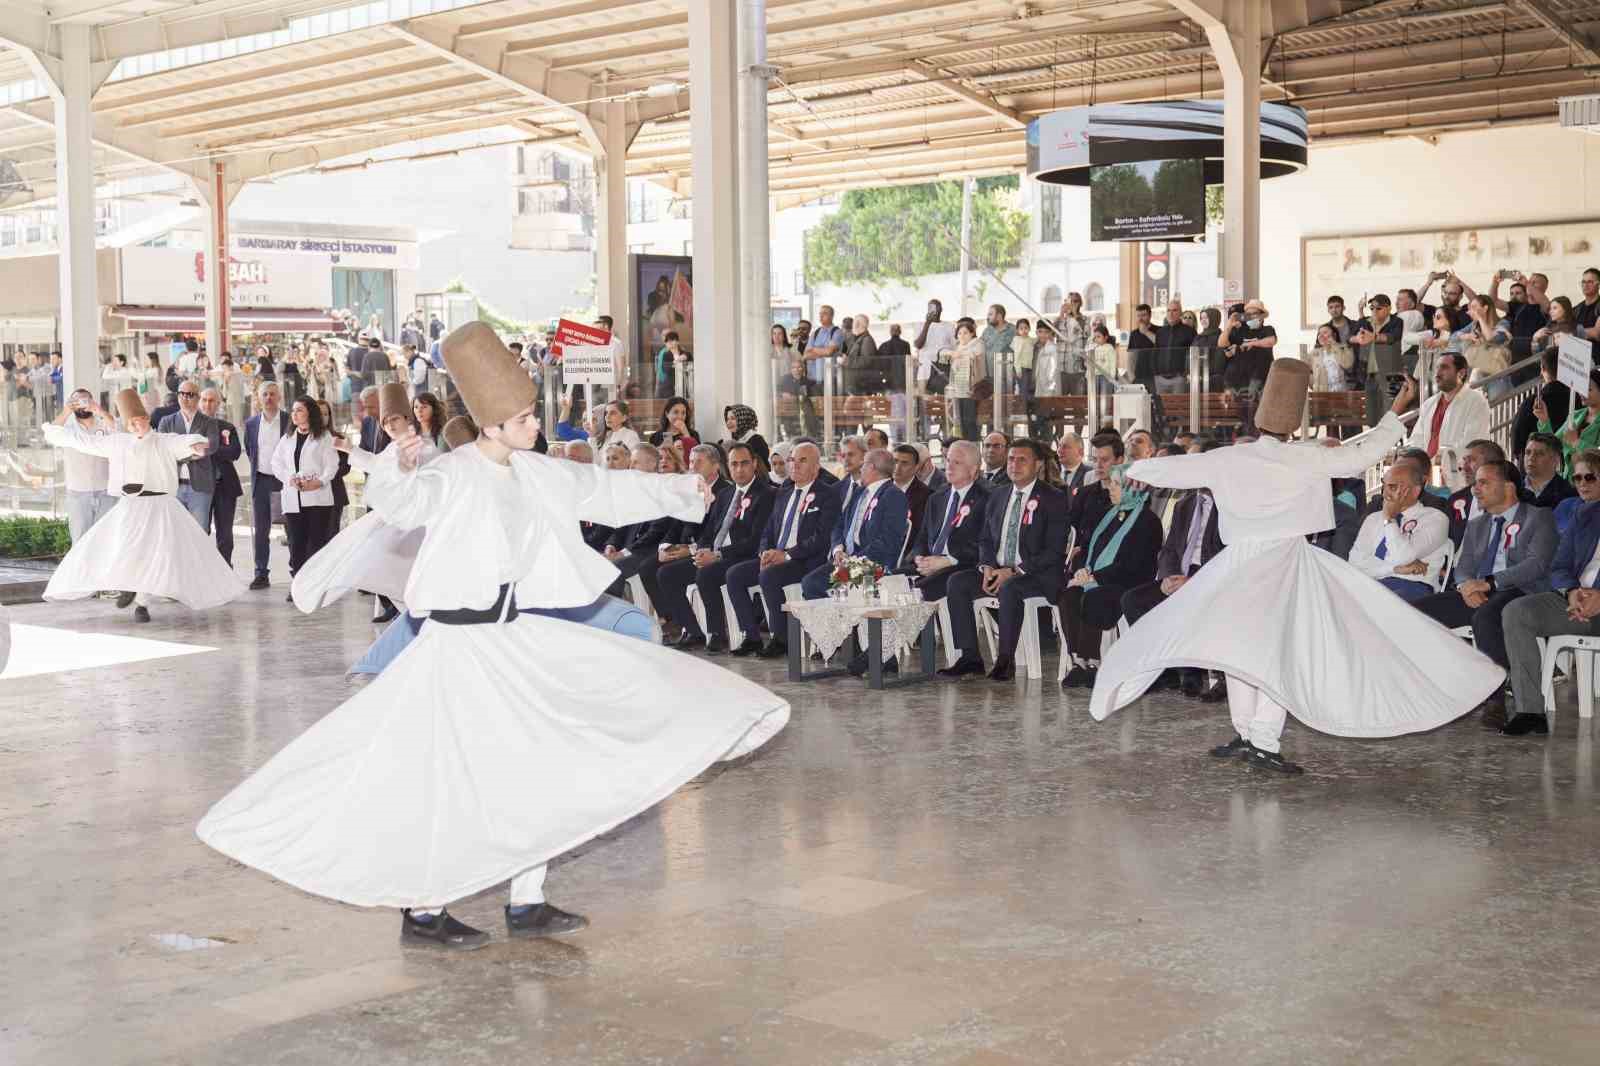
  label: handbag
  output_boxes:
[925,361,950,395]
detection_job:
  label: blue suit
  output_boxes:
[724,478,844,642]
[801,480,911,599]
[1550,498,1600,593]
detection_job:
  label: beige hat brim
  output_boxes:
[440,322,536,427]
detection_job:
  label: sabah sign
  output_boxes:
[1557,333,1592,394]
[562,344,615,386]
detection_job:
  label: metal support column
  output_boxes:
[50,25,100,395]
[201,163,233,362]
[1206,0,1262,299]
[957,177,973,318]
[596,99,631,383]
[687,0,742,441]
[739,0,775,434]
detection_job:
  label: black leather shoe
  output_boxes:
[938,656,986,679]
[846,655,897,677]
[704,635,728,653]
[1197,678,1228,703]
[132,606,150,623]
[248,575,270,591]
[1062,665,1089,689]
[1500,713,1550,737]
[1209,735,1250,758]
[285,591,295,603]
[115,591,136,609]
[987,657,1015,682]
[401,909,489,951]
[729,638,761,657]
[505,902,588,939]
[756,639,788,659]
[1243,744,1304,774]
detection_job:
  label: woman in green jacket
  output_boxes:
[1536,368,1600,477]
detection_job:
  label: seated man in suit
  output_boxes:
[1056,432,1090,501]
[1446,438,1508,548]
[1330,452,1451,560]
[1347,460,1451,602]
[800,447,909,600]
[657,443,772,651]
[602,442,675,597]
[1523,432,1577,510]
[902,439,989,606]
[725,441,843,659]
[938,439,1070,682]
[1414,459,1557,729]
[890,443,932,552]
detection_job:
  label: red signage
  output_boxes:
[550,318,612,361]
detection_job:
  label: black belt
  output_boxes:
[428,583,519,626]
[121,484,167,497]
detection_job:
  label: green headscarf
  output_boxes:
[1087,464,1150,572]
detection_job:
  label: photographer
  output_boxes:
[53,388,114,542]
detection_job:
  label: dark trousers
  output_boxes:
[910,563,974,604]
[658,556,737,639]
[946,568,1056,662]
[1058,583,1128,663]
[250,478,279,578]
[604,549,657,599]
[212,492,238,565]
[800,561,835,600]
[726,555,816,642]
[1120,580,1168,626]
[284,506,334,576]
[1413,587,1525,668]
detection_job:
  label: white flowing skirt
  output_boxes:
[197,613,790,908]
[44,494,244,610]
[290,510,419,612]
[1088,537,1505,738]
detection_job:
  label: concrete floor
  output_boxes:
[4,574,1599,1066]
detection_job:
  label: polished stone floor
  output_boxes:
[4,576,1599,1066]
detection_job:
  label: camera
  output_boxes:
[73,408,93,419]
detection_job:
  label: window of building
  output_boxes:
[1041,285,1061,314]
[1083,282,1105,312]
[24,213,42,243]
[1039,183,1062,244]
[628,181,659,224]
[0,216,14,247]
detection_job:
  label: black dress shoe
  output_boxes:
[285,591,295,603]
[987,657,1015,682]
[1500,712,1550,737]
[115,591,136,609]
[248,575,270,591]
[704,635,728,653]
[729,639,760,657]
[1243,744,1305,775]
[1062,665,1089,689]
[1197,680,1229,703]
[401,909,489,951]
[938,656,986,679]
[756,639,788,659]
[505,902,588,939]
[133,606,150,623]
[848,654,897,677]
[1209,734,1250,758]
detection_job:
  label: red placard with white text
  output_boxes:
[550,318,612,361]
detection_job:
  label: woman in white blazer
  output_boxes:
[272,396,341,590]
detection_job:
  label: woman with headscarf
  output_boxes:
[768,440,792,485]
[720,403,769,469]
[1057,463,1163,688]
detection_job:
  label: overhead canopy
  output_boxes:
[2,0,1599,208]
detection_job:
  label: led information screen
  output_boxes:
[1088,159,1205,242]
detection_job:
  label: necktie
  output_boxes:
[932,491,960,555]
[846,487,870,553]
[715,487,742,549]
[1000,489,1024,566]
[1375,530,1389,560]
[1478,516,1505,579]
[778,485,803,548]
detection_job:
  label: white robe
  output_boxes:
[41,424,245,609]
[1088,413,1504,738]
[198,445,790,908]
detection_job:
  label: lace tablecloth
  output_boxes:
[783,600,940,663]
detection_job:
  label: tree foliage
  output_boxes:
[803,176,1030,287]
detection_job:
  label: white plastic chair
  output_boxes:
[625,574,654,618]
[975,595,1053,679]
[932,597,961,667]
[685,582,762,649]
[782,582,815,659]
[1052,607,1125,682]
[1540,635,1600,726]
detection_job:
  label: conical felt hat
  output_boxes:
[378,382,411,424]
[440,322,535,427]
[1255,358,1310,436]
[443,415,479,450]
[114,388,145,422]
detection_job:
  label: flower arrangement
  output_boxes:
[830,555,886,592]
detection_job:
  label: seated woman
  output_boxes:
[1555,449,1600,536]
[1058,464,1163,688]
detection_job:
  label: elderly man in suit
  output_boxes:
[1415,459,1557,729]
[199,387,243,564]
[659,443,774,652]
[243,380,291,590]
[156,376,223,531]
[726,441,844,659]
[358,386,390,455]
[939,439,1070,681]
[801,447,910,600]
[1057,432,1090,500]
[902,439,990,604]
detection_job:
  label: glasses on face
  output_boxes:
[1576,472,1600,484]
[178,390,199,398]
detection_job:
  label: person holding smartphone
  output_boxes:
[52,388,114,542]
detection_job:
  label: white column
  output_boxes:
[198,164,237,364]
[1206,0,1261,299]
[51,25,100,395]
[957,177,973,318]
[687,0,742,441]
[738,0,774,434]
[595,99,631,371]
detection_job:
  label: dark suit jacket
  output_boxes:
[1156,491,1223,581]
[149,400,180,428]
[831,480,910,570]
[582,520,616,551]
[906,481,991,570]
[156,410,222,494]
[1061,464,1090,501]
[608,517,670,556]
[1529,475,1578,510]
[1080,506,1164,589]
[978,480,1070,593]
[360,415,390,456]
[698,478,775,564]
[244,409,291,488]
[981,467,1010,489]
[1549,498,1600,592]
[211,418,243,500]
[1455,501,1556,594]
[923,470,949,495]
[760,479,844,568]
[896,477,931,553]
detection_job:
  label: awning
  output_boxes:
[110,306,340,334]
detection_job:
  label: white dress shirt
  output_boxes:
[1348,500,1450,586]
[778,480,817,551]
[996,478,1038,569]
[257,410,283,476]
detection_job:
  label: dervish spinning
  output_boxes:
[200,323,789,950]
[1089,359,1504,773]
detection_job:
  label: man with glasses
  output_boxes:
[157,377,223,531]
[199,386,244,563]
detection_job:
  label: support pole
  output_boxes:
[51,25,100,395]
[957,177,974,319]
[739,0,775,435]
[1207,0,1262,299]
[202,163,232,363]
[687,0,743,441]
[595,99,631,388]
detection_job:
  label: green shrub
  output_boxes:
[0,516,71,558]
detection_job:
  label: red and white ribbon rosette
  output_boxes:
[954,503,971,528]
[1504,522,1520,551]
[1023,497,1039,526]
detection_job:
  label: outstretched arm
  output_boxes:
[1125,449,1225,490]
[42,421,118,458]
[534,455,707,528]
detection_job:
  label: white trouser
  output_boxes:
[413,863,546,916]
[1226,675,1288,753]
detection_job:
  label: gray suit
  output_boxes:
[1414,501,1556,669]
[157,409,222,531]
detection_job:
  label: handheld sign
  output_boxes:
[550,318,612,361]
[1557,333,1591,395]
[562,344,616,386]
